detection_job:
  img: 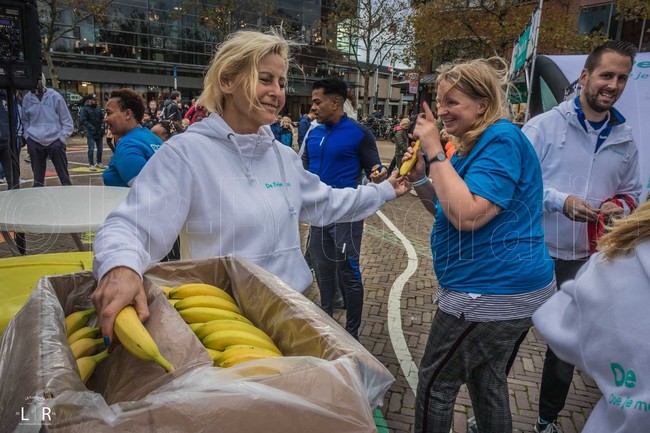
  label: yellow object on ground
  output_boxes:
[0,252,94,336]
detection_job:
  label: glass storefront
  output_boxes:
[45,0,348,118]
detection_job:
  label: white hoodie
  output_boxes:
[533,242,650,432]
[522,99,641,260]
[93,114,396,292]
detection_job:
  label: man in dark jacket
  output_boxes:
[79,93,105,171]
[301,77,387,340]
[161,90,182,122]
[297,108,316,148]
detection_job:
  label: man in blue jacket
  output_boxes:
[301,77,386,340]
[297,108,316,148]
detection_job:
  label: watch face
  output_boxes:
[435,151,446,161]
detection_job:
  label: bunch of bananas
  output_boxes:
[64,304,175,384]
[65,307,109,383]
[164,283,283,368]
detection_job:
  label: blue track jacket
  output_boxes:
[301,114,380,188]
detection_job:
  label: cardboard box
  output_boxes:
[0,257,393,432]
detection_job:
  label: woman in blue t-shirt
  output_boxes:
[405,58,556,433]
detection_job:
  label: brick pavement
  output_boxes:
[0,138,601,432]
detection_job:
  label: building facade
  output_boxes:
[43,0,411,120]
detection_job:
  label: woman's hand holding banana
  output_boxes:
[401,103,446,182]
[414,103,444,160]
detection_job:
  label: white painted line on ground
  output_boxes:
[376,209,419,396]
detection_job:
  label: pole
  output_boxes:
[373,67,379,113]
[524,0,543,123]
[3,86,26,254]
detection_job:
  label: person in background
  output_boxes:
[0,89,22,187]
[184,102,207,125]
[101,89,163,188]
[297,108,316,148]
[302,77,388,340]
[144,100,158,125]
[279,116,294,148]
[79,93,105,171]
[91,29,408,344]
[161,91,182,121]
[22,75,73,187]
[344,87,358,120]
[522,40,641,433]
[439,130,456,159]
[270,114,282,141]
[404,58,555,433]
[151,120,184,142]
[533,198,650,433]
[181,118,190,130]
[393,117,410,171]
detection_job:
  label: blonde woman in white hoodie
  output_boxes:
[534,199,650,433]
[91,29,409,344]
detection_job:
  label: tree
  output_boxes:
[411,0,600,75]
[329,0,414,117]
[175,0,278,43]
[37,0,113,89]
[613,0,650,21]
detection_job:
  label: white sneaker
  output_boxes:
[95,163,105,169]
[89,165,97,171]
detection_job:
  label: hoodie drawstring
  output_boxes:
[272,143,297,216]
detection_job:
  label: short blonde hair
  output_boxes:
[435,58,510,155]
[197,29,295,116]
[281,116,293,129]
[597,200,650,259]
[399,118,411,128]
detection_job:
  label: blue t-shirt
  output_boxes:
[103,127,163,187]
[431,119,554,295]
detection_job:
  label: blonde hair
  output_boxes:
[435,57,510,155]
[197,29,295,116]
[281,116,293,130]
[399,118,411,128]
[597,200,650,259]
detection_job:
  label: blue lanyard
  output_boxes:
[574,97,612,153]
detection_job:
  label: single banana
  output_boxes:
[77,349,109,383]
[114,306,174,372]
[170,283,236,305]
[219,352,281,368]
[205,347,223,363]
[161,285,174,298]
[188,322,204,332]
[202,329,282,354]
[195,319,273,343]
[178,307,252,325]
[174,295,241,314]
[217,345,281,365]
[67,326,101,345]
[70,337,105,359]
[399,140,421,176]
[65,308,97,337]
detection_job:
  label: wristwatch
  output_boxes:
[430,151,446,163]
[421,151,445,176]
